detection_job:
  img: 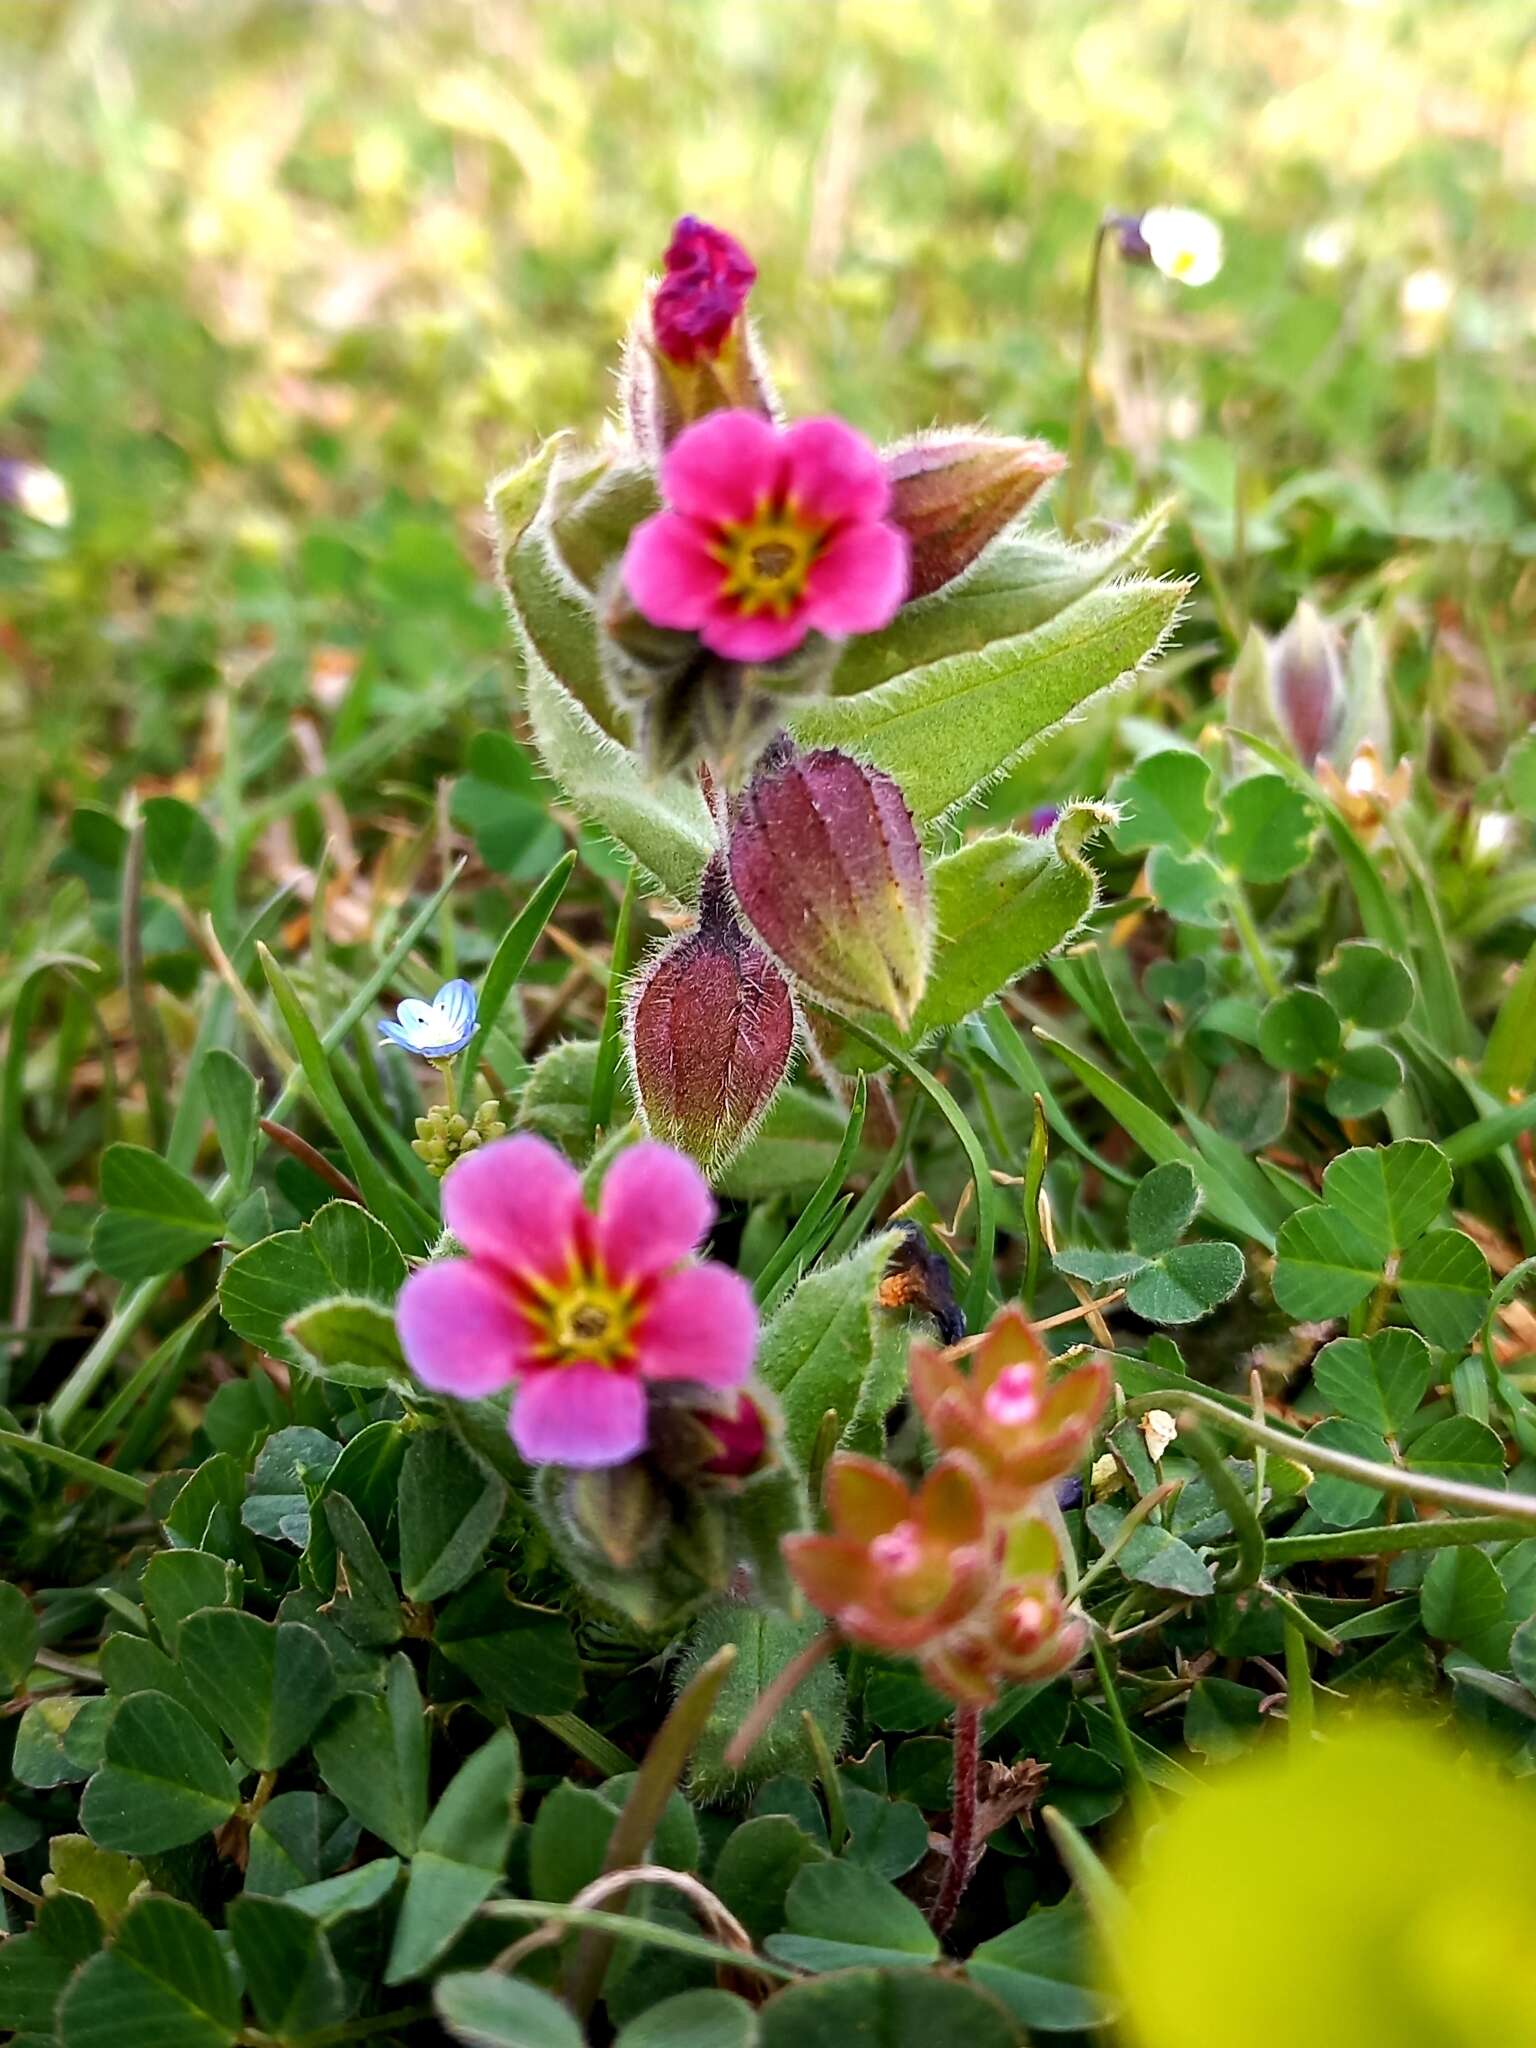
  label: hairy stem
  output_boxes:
[930,1704,982,1940]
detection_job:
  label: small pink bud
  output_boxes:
[699,1390,770,1478]
[886,434,1065,601]
[727,738,931,1030]
[627,858,795,1176]
[1271,601,1345,768]
[984,1363,1043,1429]
[652,216,757,365]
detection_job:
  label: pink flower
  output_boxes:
[396,1134,758,1469]
[652,215,757,365]
[622,410,910,663]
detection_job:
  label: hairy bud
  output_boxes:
[627,859,796,1175]
[622,216,777,458]
[1271,601,1346,768]
[727,738,931,1030]
[886,433,1065,600]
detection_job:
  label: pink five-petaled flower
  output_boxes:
[395,1134,757,1470]
[910,1304,1110,1512]
[651,216,757,365]
[622,409,910,664]
[783,1451,994,1664]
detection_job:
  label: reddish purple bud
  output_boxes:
[728,738,931,1030]
[886,434,1066,600]
[1272,601,1346,768]
[652,216,757,366]
[627,859,795,1176]
[699,1390,770,1477]
[1028,804,1060,838]
[1110,212,1153,265]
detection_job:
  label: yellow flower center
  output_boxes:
[524,1270,641,1370]
[713,500,824,618]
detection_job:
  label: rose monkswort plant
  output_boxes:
[396,1133,757,1467]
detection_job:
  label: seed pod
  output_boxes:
[727,737,931,1030]
[886,433,1065,600]
[627,859,795,1177]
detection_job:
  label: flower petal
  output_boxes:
[510,1362,648,1468]
[434,979,478,1036]
[378,1020,416,1050]
[782,1533,873,1615]
[802,523,910,638]
[396,1260,532,1398]
[623,512,724,631]
[661,408,782,525]
[396,999,437,1034]
[697,599,811,663]
[780,416,891,527]
[597,1140,715,1282]
[633,1262,758,1386]
[824,1454,911,1541]
[442,1134,585,1283]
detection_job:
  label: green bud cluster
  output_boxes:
[411,1099,507,1176]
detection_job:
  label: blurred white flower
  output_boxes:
[1400,268,1453,320]
[1474,812,1514,861]
[1139,207,1224,287]
[1302,222,1352,271]
[0,460,71,528]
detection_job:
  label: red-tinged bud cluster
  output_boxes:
[652,216,757,365]
[910,1303,1110,1512]
[727,736,931,1031]
[783,1453,994,1659]
[783,1303,1108,1705]
[886,434,1066,601]
[627,858,796,1177]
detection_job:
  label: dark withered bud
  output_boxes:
[728,737,931,1030]
[627,858,795,1176]
[886,434,1066,600]
[622,215,778,459]
[878,1220,966,1345]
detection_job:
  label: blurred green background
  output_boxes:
[2,0,1533,850]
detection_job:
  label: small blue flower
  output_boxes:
[379,978,478,1060]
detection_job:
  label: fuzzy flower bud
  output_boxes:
[886,434,1065,600]
[727,737,931,1030]
[1270,601,1346,768]
[653,216,757,365]
[910,1304,1110,1512]
[627,858,796,1176]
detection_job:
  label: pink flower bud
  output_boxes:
[886,434,1065,600]
[652,216,757,365]
[1271,601,1345,768]
[627,859,795,1176]
[698,1389,770,1477]
[727,738,931,1030]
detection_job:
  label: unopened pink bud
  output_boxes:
[627,859,795,1176]
[1271,601,1345,768]
[652,216,757,365]
[727,738,931,1030]
[699,1389,770,1478]
[984,1364,1043,1430]
[886,434,1065,601]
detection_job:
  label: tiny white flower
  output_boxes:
[1474,812,1515,860]
[2,461,71,528]
[1302,222,1351,271]
[1400,268,1453,320]
[1140,1409,1179,1462]
[1139,207,1224,288]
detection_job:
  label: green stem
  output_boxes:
[121,810,171,1152]
[588,865,639,1144]
[1222,873,1281,999]
[1074,1479,1183,1600]
[1088,1628,1154,1828]
[1283,1617,1315,1749]
[1124,1388,1534,1525]
[1262,1515,1531,1564]
[0,1430,148,1505]
[1180,1422,1265,1592]
[1061,218,1111,538]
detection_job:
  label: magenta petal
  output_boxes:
[442,1134,584,1284]
[803,522,910,637]
[597,1140,715,1282]
[780,416,891,526]
[635,1263,758,1387]
[623,512,723,631]
[698,600,811,663]
[661,409,782,525]
[510,1363,648,1468]
[397,1260,532,1399]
